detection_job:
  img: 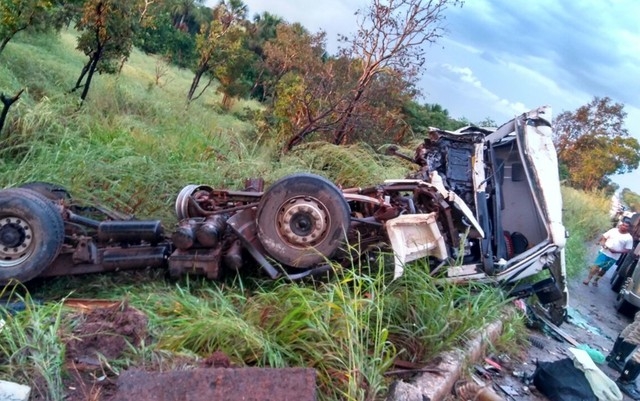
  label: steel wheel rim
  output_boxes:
[276,196,331,248]
[0,215,35,268]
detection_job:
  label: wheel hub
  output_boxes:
[278,197,329,247]
[0,217,34,266]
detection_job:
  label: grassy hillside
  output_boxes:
[0,30,409,224]
[0,30,615,401]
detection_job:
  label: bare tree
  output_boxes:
[332,0,462,145]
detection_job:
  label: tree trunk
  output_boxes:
[187,67,207,101]
[0,89,25,138]
[333,87,365,145]
[72,59,93,92]
[0,37,11,56]
[80,52,101,104]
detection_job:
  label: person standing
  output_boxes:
[583,219,633,286]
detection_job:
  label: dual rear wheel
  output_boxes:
[0,187,65,284]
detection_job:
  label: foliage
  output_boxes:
[186,0,249,103]
[621,188,640,212]
[330,0,463,145]
[72,0,141,103]
[134,11,196,69]
[560,186,612,278]
[553,96,640,192]
[0,21,617,401]
[262,0,464,152]
[0,287,67,400]
[403,101,467,133]
[0,0,53,55]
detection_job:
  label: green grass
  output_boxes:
[0,28,618,400]
[561,187,612,278]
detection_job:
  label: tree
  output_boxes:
[0,0,53,56]
[553,96,640,191]
[621,188,640,212]
[263,0,461,151]
[186,0,247,102]
[402,102,466,134]
[245,11,282,101]
[71,0,140,104]
[331,0,462,145]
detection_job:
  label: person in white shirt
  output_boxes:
[583,219,633,286]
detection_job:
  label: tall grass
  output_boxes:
[561,187,612,277]
[0,287,67,400]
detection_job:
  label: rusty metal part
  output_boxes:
[97,220,164,245]
[276,195,330,248]
[223,239,243,271]
[113,368,316,401]
[168,247,222,280]
[172,219,198,250]
[175,185,213,220]
[243,178,264,192]
[40,244,170,277]
[0,215,35,266]
[102,246,168,270]
[226,208,280,279]
[195,215,226,248]
[63,298,122,311]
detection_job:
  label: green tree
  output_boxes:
[621,188,640,212]
[402,102,466,134]
[0,0,52,56]
[553,96,640,191]
[71,0,140,104]
[186,0,247,102]
[245,11,282,101]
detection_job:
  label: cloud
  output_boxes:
[445,0,640,108]
[432,64,528,119]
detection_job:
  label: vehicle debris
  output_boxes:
[0,106,567,323]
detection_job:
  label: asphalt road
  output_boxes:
[481,262,636,401]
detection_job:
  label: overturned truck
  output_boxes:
[0,106,568,324]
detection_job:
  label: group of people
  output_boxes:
[583,218,638,398]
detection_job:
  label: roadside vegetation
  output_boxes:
[0,1,637,400]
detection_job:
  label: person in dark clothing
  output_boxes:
[607,310,640,399]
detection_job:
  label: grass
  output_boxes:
[0,28,618,400]
[0,286,67,400]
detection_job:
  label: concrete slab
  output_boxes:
[113,367,316,401]
[387,319,504,401]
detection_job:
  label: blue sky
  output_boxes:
[239,0,640,193]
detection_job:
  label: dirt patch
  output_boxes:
[62,301,149,401]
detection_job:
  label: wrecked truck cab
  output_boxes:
[378,106,568,322]
[0,106,567,324]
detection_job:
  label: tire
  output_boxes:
[256,173,350,268]
[615,294,637,316]
[611,255,638,293]
[0,188,65,284]
[18,181,71,202]
[610,270,624,293]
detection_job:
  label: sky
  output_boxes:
[238,0,640,193]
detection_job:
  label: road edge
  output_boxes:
[387,319,504,401]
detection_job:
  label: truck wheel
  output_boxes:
[18,181,71,202]
[0,188,65,284]
[615,294,637,316]
[610,270,625,293]
[256,173,350,268]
